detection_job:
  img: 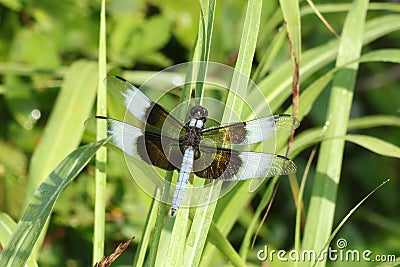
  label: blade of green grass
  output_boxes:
[280,0,301,59]
[344,134,400,158]
[133,189,160,267]
[205,215,247,267]
[238,176,279,259]
[252,27,287,83]
[300,2,400,16]
[0,140,107,267]
[0,213,16,248]
[359,48,400,63]
[183,180,221,267]
[314,179,390,266]
[248,14,400,115]
[0,213,38,267]
[289,114,400,159]
[24,60,97,260]
[25,60,98,205]
[156,1,216,267]
[203,7,400,267]
[301,3,372,262]
[347,114,400,129]
[196,0,262,265]
[149,2,216,265]
[164,206,189,266]
[92,0,108,263]
[294,149,317,267]
[223,0,262,118]
[145,171,173,267]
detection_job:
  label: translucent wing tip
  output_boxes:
[275,114,300,132]
[274,155,297,175]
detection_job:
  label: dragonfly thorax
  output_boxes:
[183,118,204,148]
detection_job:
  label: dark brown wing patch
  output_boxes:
[193,147,242,179]
[201,122,247,145]
[137,131,182,171]
[145,104,184,134]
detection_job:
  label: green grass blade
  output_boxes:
[0,213,16,247]
[165,207,189,266]
[200,181,254,266]
[249,14,400,115]
[347,115,400,129]
[360,48,400,63]
[24,60,97,260]
[252,28,287,83]
[238,176,279,259]
[158,1,216,267]
[183,180,221,267]
[133,189,160,267]
[289,114,400,159]
[280,0,302,59]
[0,140,107,267]
[145,172,172,267]
[207,218,247,267]
[25,60,98,204]
[92,0,108,263]
[149,2,217,264]
[224,0,262,117]
[294,149,317,267]
[197,0,262,265]
[315,179,390,264]
[300,2,400,16]
[344,134,400,158]
[0,213,38,267]
[301,1,369,265]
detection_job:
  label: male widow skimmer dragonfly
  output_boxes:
[86,76,299,216]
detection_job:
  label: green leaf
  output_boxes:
[10,29,60,68]
[0,0,22,11]
[0,213,17,252]
[302,1,369,265]
[248,14,400,115]
[26,60,98,206]
[92,0,108,263]
[4,75,39,129]
[345,134,400,158]
[22,60,97,261]
[0,213,38,267]
[347,115,400,129]
[360,48,400,64]
[280,0,301,58]
[288,115,400,159]
[0,141,28,218]
[207,218,247,267]
[0,140,107,267]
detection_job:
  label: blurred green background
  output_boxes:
[0,0,399,266]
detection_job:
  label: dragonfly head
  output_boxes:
[189,105,208,122]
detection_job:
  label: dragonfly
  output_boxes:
[85,76,299,216]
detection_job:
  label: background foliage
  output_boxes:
[0,0,399,266]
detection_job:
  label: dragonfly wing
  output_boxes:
[201,114,299,145]
[85,116,181,171]
[193,146,296,180]
[106,76,184,131]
